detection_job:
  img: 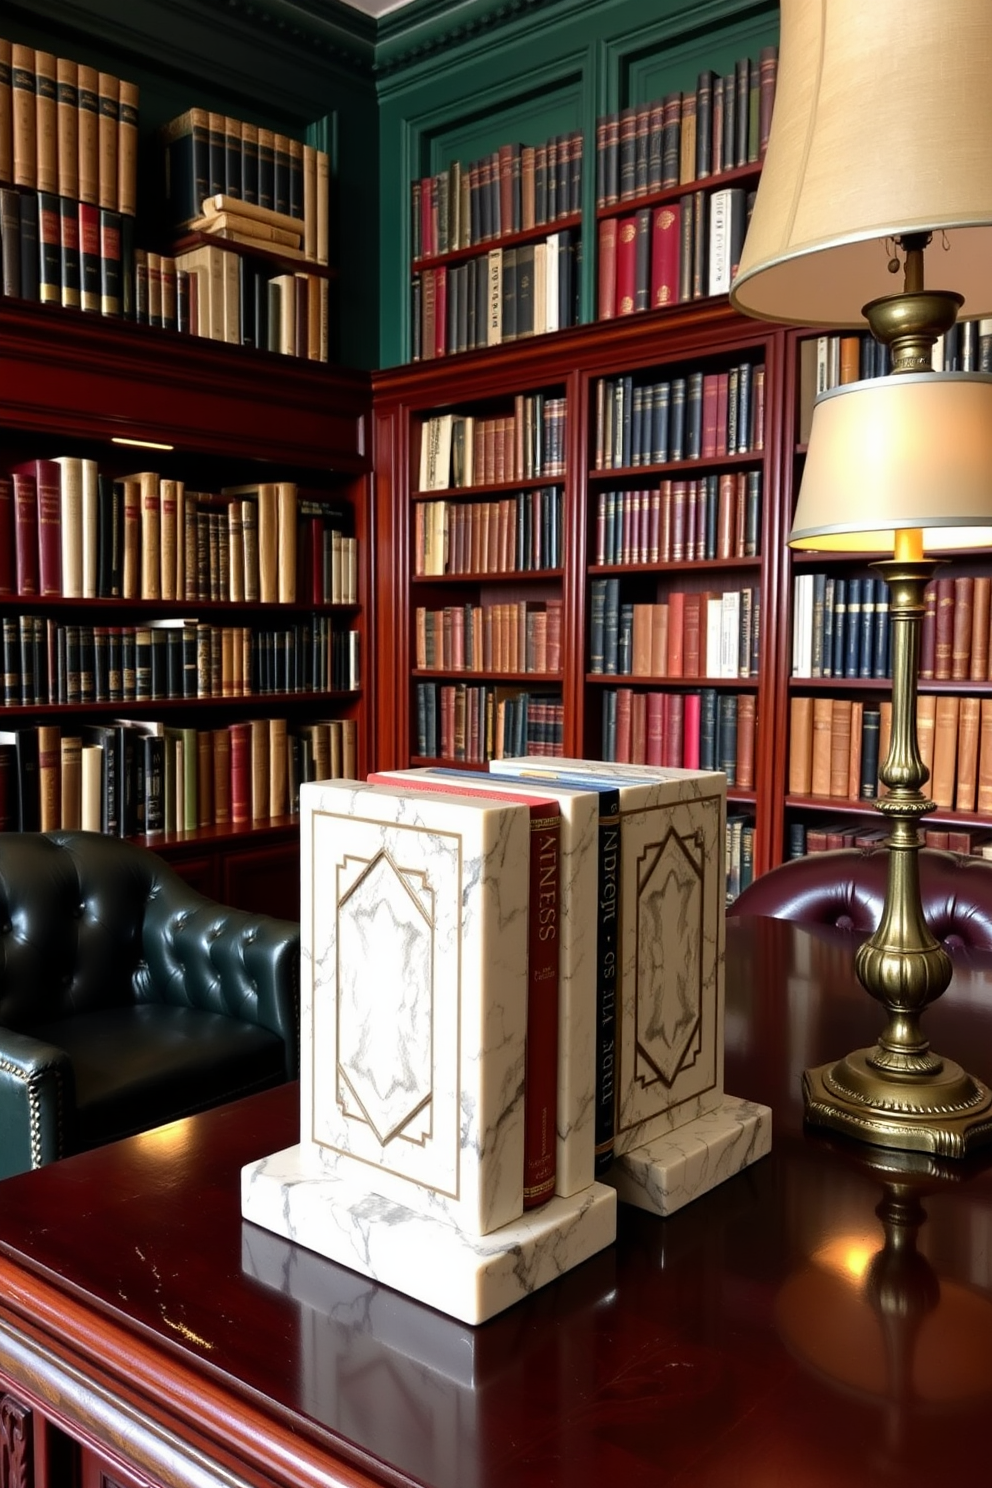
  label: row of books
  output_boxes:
[412,131,583,261]
[414,490,563,577]
[0,463,356,606]
[788,822,992,858]
[1,184,134,318]
[789,693,992,814]
[173,243,330,360]
[792,573,891,681]
[726,813,756,904]
[414,599,563,676]
[592,472,762,568]
[590,578,759,680]
[920,575,992,682]
[0,715,358,837]
[161,106,330,264]
[597,186,752,317]
[2,614,360,707]
[413,682,563,762]
[600,686,756,787]
[4,40,138,215]
[593,362,765,470]
[594,50,778,208]
[418,398,568,491]
[411,232,579,360]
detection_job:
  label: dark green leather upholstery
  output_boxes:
[0,830,299,1181]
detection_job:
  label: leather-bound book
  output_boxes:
[930,694,960,810]
[971,574,991,680]
[810,696,833,796]
[829,698,852,798]
[956,696,981,813]
[951,575,974,680]
[933,575,955,680]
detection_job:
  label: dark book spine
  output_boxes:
[685,370,704,459]
[99,207,121,315]
[19,191,39,301]
[633,206,650,312]
[699,687,718,770]
[860,707,881,799]
[718,692,738,784]
[37,190,61,304]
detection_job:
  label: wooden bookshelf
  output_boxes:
[0,299,372,914]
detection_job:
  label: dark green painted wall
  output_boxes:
[376,0,778,366]
[15,0,778,370]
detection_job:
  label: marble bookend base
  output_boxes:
[607,1096,772,1217]
[242,1145,617,1326]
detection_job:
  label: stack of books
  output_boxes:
[2,37,138,315]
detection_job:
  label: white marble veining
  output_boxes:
[491,760,726,1153]
[376,768,600,1198]
[608,1095,772,1216]
[300,779,531,1237]
[242,1145,617,1325]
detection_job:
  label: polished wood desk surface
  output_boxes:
[3,915,992,1488]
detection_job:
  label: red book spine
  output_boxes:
[35,459,62,596]
[645,690,664,766]
[12,473,39,597]
[630,690,647,763]
[433,265,447,358]
[651,202,680,307]
[664,691,684,768]
[737,693,756,788]
[701,374,719,458]
[683,690,701,769]
[0,477,15,595]
[615,215,637,316]
[920,581,937,679]
[933,576,955,680]
[597,217,617,319]
[667,590,685,677]
[615,686,632,762]
[229,721,251,824]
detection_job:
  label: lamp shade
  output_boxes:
[790,373,992,552]
[730,0,992,327]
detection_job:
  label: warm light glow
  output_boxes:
[790,374,992,551]
[111,436,175,450]
[894,528,925,562]
[131,1121,196,1158]
[814,1235,877,1285]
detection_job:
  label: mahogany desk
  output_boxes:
[3,915,992,1488]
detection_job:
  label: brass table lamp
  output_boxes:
[730,0,992,1155]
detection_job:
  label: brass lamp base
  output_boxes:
[804,1055,992,1159]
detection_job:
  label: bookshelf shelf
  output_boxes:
[594,162,761,223]
[412,213,582,274]
[0,299,372,915]
[587,450,763,481]
[588,557,761,577]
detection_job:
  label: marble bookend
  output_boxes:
[298,778,532,1237]
[376,767,600,1198]
[491,759,728,1155]
[607,1096,772,1216]
[242,1149,617,1326]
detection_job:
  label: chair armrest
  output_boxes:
[139,887,300,1080]
[0,1030,73,1180]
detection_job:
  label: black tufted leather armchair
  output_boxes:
[0,830,299,1181]
[730,845,992,953]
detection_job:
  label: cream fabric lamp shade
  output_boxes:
[730,0,992,327]
[792,373,992,552]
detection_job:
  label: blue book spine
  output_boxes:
[831,578,847,679]
[811,571,827,677]
[603,578,620,674]
[602,688,616,760]
[617,602,634,676]
[873,586,890,677]
[699,688,718,770]
[651,381,671,464]
[718,693,738,784]
[858,575,875,679]
[845,576,862,677]
[787,820,807,858]
[589,578,606,674]
[821,577,835,678]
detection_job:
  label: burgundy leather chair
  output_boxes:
[730,846,992,952]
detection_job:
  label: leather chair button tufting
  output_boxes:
[246,928,257,944]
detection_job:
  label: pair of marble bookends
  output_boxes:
[241,763,770,1324]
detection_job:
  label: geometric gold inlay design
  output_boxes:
[635,828,704,1087]
[337,849,435,1146]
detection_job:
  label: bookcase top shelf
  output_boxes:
[0,302,370,472]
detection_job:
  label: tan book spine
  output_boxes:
[951,575,974,681]
[269,717,287,817]
[97,72,119,211]
[37,724,61,832]
[159,478,178,600]
[121,476,141,599]
[0,39,12,187]
[226,502,245,603]
[34,50,57,195]
[202,192,300,235]
[810,696,833,796]
[255,484,278,602]
[174,481,185,601]
[212,727,231,825]
[137,472,161,600]
[197,729,214,827]
[916,692,937,789]
[55,56,78,200]
[315,149,329,266]
[978,698,992,812]
[117,77,139,216]
[829,698,852,798]
[11,43,36,190]
[342,718,357,780]
[847,699,864,803]
[220,627,234,697]
[631,603,653,676]
[307,272,321,360]
[55,455,84,599]
[956,695,981,813]
[250,718,270,819]
[82,458,98,599]
[972,574,991,680]
[328,719,343,778]
[931,694,960,810]
[60,734,82,830]
[191,212,301,247]
[76,63,99,205]
[272,273,296,355]
[81,743,103,832]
